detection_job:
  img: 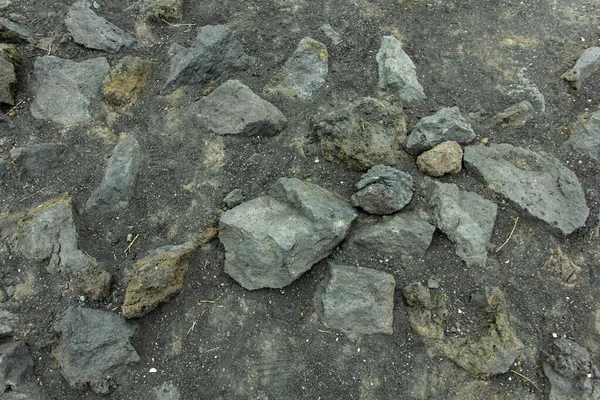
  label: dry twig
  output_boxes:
[123,233,139,254]
[511,369,541,392]
[496,216,519,253]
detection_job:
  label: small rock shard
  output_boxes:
[376,35,426,102]
[416,140,463,177]
[351,165,414,215]
[561,46,600,90]
[404,107,476,155]
[318,263,395,334]
[463,143,589,235]
[428,179,497,267]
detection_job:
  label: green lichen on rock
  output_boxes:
[103,56,152,107]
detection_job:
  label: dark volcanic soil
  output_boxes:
[1,0,600,399]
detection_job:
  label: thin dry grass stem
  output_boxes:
[496,216,519,253]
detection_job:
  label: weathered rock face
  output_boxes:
[311,97,406,171]
[404,107,476,155]
[492,101,535,127]
[0,341,42,399]
[317,263,395,334]
[428,179,497,267]
[463,143,589,235]
[416,140,463,177]
[351,165,414,215]
[0,44,20,105]
[542,338,600,400]
[0,310,18,338]
[546,246,582,286]
[347,213,435,258]
[190,79,287,136]
[219,178,357,290]
[66,3,137,53]
[0,17,35,43]
[54,307,140,394]
[9,143,66,180]
[85,134,141,215]
[565,109,600,161]
[161,25,251,94]
[561,46,600,90]
[0,196,111,300]
[30,56,109,125]
[103,56,152,107]
[376,35,425,102]
[122,242,196,319]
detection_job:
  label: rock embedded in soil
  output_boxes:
[65,3,137,53]
[351,164,414,215]
[546,246,582,286]
[565,109,600,161]
[139,0,183,21]
[404,107,476,155]
[54,307,140,394]
[9,143,66,180]
[312,97,406,170]
[492,101,535,127]
[30,55,109,125]
[161,25,251,94]
[463,143,589,235]
[0,44,20,105]
[347,212,435,258]
[219,178,357,290]
[122,242,196,319]
[428,179,497,267]
[191,79,287,136]
[416,140,463,177]
[0,17,34,43]
[103,56,152,107]
[317,263,395,334]
[376,35,425,102]
[561,46,600,90]
[542,338,600,400]
[0,310,18,338]
[0,341,42,399]
[85,134,141,215]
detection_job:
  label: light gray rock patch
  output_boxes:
[562,46,600,90]
[320,24,341,45]
[0,17,35,43]
[565,109,600,161]
[376,35,425,102]
[351,165,413,215]
[276,37,328,99]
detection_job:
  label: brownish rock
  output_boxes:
[103,57,152,107]
[416,140,463,177]
[546,246,582,286]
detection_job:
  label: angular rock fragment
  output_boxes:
[0,341,42,399]
[542,338,600,400]
[546,246,582,286]
[311,97,406,171]
[403,281,448,340]
[347,213,435,258]
[428,179,497,267]
[54,307,140,394]
[0,196,111,300]
[0,44,20,105]
[139,0,183,21]
[351,165,414,215]
[317,263,395,334]
[85,134,141,215]
[122,242,196,318]
[0,17,35,43]
[376,35,425,102]
[10,143,66,180]
[103,56,152,107]
[561,46,600,90]
[463,143,589,235]
[223,188,244,209]
[404,107,476,155]
[219,178,357,290]
[565,109,600,161]
[191,79,287,136]
[66,3,137,53]
[30,56,109,125]
[0,310,18,338]
[416,140,463,177]
[161,25,251,94]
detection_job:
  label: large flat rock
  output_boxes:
[464,143,589,235]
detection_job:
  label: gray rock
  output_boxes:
[565,109,600,161]
[219,178,357,290]
[376,35,425,102]
[404,107,476,155]
[85,134,141,215]
[463,143,589,235]
[276,37,328,99]
[318,263,395,334]
[347,213,435,257]
[500,69,546,113]
[140,0,183,21]
[161,25,251,94]
[223,188,244,209]
[542,338,600,400]
[0,196,111,300]
[0,17,35,43]
[66,3,137,53]
[0,341,42,399]
[122,242,196,319]
[311,97,406,171]
[351,165,414,215]
[0,44,20,105]
[191,79,287,136]
[562,46,600,90]
[428,179,497,267]
[0,310,18,338]
[320,24,341,45]
[30,56,109,125]
[492,101,535,127]
[54,307,140,394]
[10,143,66,179]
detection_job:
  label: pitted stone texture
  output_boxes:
[464,143,589,235]
[416,140,463,177]
[319,263,395,334]
[351,165,413,215]
[376,35,425,102]
[219,178,357,290]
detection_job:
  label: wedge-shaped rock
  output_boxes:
[561,46,600,90]
[428,179,497,267]
[191,79,287,136]
[464,144,589,235]
[219,178,357,290]
[376,35,425,102]
[122,243,196,318]
[318,263,395,334]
